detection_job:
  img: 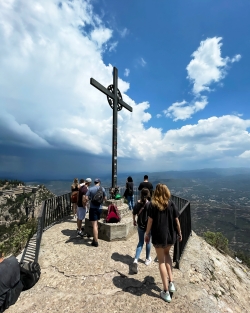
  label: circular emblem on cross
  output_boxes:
[107,85,123,111]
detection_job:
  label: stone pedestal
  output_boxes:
[84,199,136,241]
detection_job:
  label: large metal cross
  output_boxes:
[90,67,133,188]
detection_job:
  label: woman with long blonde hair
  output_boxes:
[71,178,79,219]
[145,183,182,303]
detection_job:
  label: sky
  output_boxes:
[0,0,250,180]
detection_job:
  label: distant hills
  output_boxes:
[1,167,250,183]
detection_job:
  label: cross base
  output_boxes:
[109,187,120,199]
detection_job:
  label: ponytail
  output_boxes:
[140,188,150,205]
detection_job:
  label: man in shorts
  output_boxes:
[76,178,92,237]
[85,178,106,247]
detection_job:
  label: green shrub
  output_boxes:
[0,218,37,256]
[203,231,229,253]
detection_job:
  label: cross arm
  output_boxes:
[119,99,132,112]
[90,78,114,99]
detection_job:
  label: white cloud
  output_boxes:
[187,37,241,95]
[140,57,146,67]
[232,111,243,117]
[108,41,118,52]
[90,27,112,49]
[238,151,250,159]
[163,37,241,121]
[156,114,162,118]
[0,2,249,173]
[231,54,241,63]
[124,68,130,77]
[120,27,128,38]
[164,97,208,121]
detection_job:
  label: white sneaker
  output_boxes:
[160,290,171,302]
[77,231,83,237]
[169,281,176,293]
[132,259,138,274]
[145,257,152,266]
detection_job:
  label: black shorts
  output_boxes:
[89,207,102,221]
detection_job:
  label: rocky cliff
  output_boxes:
[0,183,55,256]
[0,184,55,224]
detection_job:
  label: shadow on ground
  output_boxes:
[61,229,93,246]
[111,252,156,274]
[113,275,161,299]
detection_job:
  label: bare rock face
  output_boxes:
[6,220,250,313]
[0,184,54,225]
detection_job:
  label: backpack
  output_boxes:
[19,261,41,291]
[115,193,122,200]
[136,201,150,230]
[128,186,133,196]
[106,204,121,223]
[71,192,78,203]
[92,186,104,205]
[126,182,133,196]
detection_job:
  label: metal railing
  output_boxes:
[103,186,141,203]
[172,196,192,269]
[34,193,71,262]
[29,187,191,267]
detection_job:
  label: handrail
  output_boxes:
[173,200,192,269]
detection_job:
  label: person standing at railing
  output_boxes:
[138,175,153,198]
[124,176,134,210]
[71,178,79,219]
[145,183,182,303]
[76,178,92,237]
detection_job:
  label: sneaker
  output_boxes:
[145,257,152,266]
[160,290,171,303]
[132,260,138,274]
[91,240,98,247]
[78,231,83,237]
[83,233,88,237]
[169,281,176,293]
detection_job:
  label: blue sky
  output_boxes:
[0,0,250,180]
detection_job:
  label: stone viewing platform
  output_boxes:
[6,216,250,313]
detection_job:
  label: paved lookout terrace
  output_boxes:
[6,216,250,313]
